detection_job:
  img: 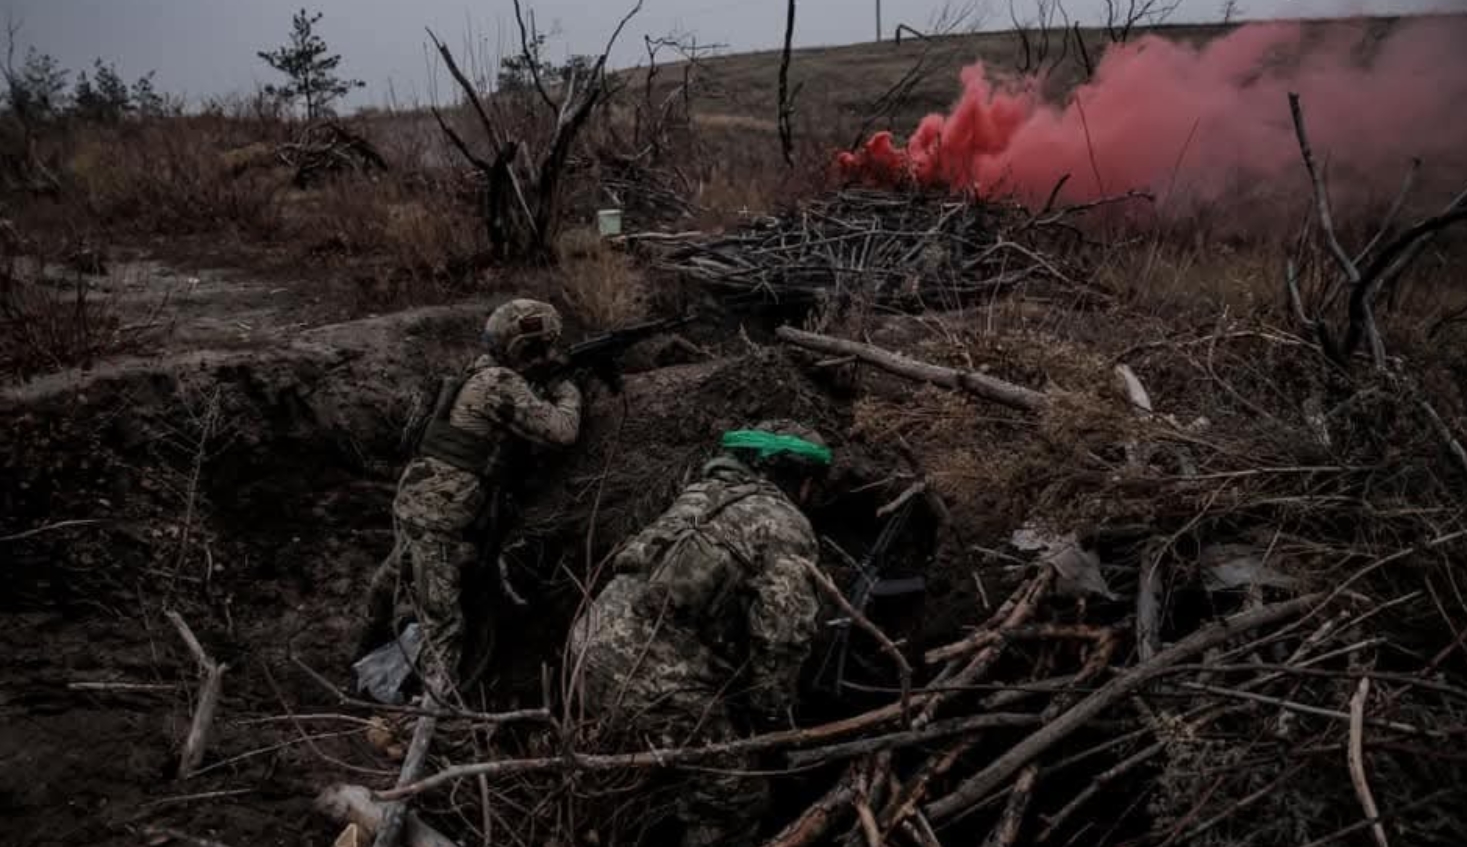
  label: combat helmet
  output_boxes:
[483,299,563,367]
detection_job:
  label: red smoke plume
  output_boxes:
[837,17,1467,210]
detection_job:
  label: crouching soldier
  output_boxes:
[362,299,583,694]
[568,420,830,847]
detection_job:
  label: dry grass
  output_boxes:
[556,227,651,330]
[0,254,169,381]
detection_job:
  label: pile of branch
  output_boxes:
[277,121,389,189]
[367,553,1466,847]
[638,187,1106,308]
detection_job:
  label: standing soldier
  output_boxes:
[362,299,583,693]
[568,420,830,847]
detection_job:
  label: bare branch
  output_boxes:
[778,0,798,166]
[166,611,228,780]
[1289,91,1387,368]
[926,593,1324,821]
[1348,678,1391,847]
[426,29,503,150]
[510,0,557,111]
[1289,92,1362,288]
[1354,157,1419,266]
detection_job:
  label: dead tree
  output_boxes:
[778,0,799,167]
[428,0,642,262]
[1286,91,1467,476]
[1286,92,1467,371]
[633,34,717,161]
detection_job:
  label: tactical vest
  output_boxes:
[416,374,497,475]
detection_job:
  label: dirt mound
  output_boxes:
[0,305,487,846]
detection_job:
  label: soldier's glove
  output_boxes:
[550,378,583,405]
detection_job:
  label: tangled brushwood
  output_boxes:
[634,186,1139,311]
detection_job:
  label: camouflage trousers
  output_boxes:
[569,576,769,847]
[364,520,478,692]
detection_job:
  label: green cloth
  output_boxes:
[721,430,832,465]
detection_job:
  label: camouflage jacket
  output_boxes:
[610,457,821,717]
[393,354,581,534]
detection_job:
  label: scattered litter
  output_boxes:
[352,624,422,705]
[1202,544,1297,591]
[1012,524,1119,600]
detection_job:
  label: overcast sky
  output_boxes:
[6,0,1466,109]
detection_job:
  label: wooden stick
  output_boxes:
[372,710,439,847]
[316,784,458,847]
[786,713,1042,767]
[801,558,914,715]
[380,698,920,800]
[166,611,227,780]
[925,593,1324,821]
[879,738,976,839]
[983,764,1039,847]
[775,326,1048,412]
[1036,742,1165,842]
[854,771,884,847]
[925,623,1116,666]
[761,765,859,847]
[876,481,926,518]
[69,681,176,693]
[1348,678,1390,847]
[875,574,1052,834]
[1180,681,1426,735]
[0,518,105,542]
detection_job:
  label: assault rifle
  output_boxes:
[815,494,925,693]
[525,312,697,393]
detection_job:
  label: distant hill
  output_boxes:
[628,14,1448,146]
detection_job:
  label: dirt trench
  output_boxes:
[0,301,957,847]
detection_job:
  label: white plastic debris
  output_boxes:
[1011,524,1119,601]
[352,623,423,705]
[1201,544,1297,591]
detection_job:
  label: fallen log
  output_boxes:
[775,326,1049,412]
[316,784,459,847]
[925,592,1325,821]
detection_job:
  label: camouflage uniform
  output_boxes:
[568,453,822,847]
[365,301,582,691]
